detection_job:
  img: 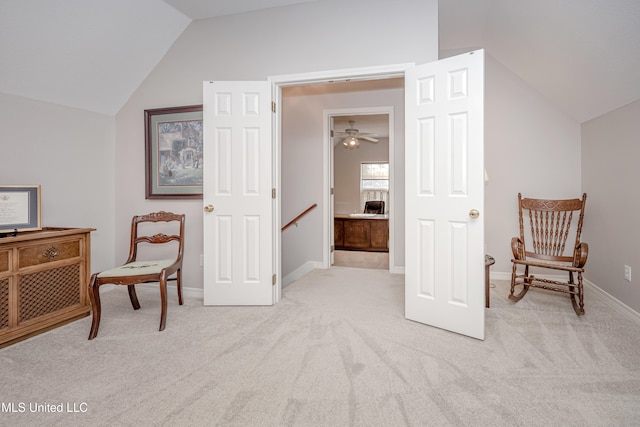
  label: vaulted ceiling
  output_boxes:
[439,0,640,123]
[1,0,638,122]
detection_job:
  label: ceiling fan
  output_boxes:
[335,121,379,150]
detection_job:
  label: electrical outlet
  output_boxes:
[624,265,631,282]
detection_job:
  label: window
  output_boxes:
[360,162,389,211]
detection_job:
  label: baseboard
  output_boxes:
[283,261,324,288]
[491,270,640,326]
[583,278,640,326]
[176,285,204,300]
[115,282,204,300]
[489,271,512,281]
[390,266,405,275]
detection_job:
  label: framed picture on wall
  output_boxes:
[144,105,203,199]
[0,185,41,234]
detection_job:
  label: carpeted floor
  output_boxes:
[333,250,389,269]
[1,267,639,426]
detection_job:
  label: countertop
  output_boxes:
[334,214,389,220]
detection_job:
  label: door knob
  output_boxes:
[469,209,480,219]
[204,204,214,213]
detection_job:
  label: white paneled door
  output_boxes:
[202,81,273,305]
[405,50,485,339]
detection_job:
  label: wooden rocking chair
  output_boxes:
[509,193,588,315]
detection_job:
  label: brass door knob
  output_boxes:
[204,204,214,213]
[469,209,480,219]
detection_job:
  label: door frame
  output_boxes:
[270,63,412,303]
[324,107,395,271]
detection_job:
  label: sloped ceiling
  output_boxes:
[0,0,190,115]
[163,0,318,19]
[0,0,638,122]
[439,0,640,122]
[0,0,314,115]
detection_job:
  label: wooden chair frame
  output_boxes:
[509,193,588,315]
[88,211,185,339]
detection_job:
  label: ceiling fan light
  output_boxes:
[344,136,359,149]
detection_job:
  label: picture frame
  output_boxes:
[145,105,203,199]
[0,185,42,234]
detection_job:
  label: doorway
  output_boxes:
[329,111,392,270]
[203,51,485,339]
[278,75,405,287]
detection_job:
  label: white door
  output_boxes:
[404,50,485,339]
[202,81,273,305]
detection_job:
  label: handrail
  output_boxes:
[282,203,317,231]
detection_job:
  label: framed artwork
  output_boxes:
[145,105,203,199]
[0,185,41,234]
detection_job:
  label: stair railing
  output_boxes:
[282,203,317,231]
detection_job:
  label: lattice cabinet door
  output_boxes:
[0,228,93,348]
[0,249,9,332]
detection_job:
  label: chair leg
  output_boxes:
[159,276,168,331]
[569,271,585,315]
[509,262,516,297]
[127,285,141,310]
[509,263,530,302]
[577,272,585,314]
[88,274,102,340]
[176,268,183,306]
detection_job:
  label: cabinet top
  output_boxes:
[0,227,95,244]
[334,214,389,220]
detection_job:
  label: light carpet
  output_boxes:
[333,250,389,269]
[1,267,639,426]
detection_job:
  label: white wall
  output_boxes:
[116,0,437,290]
[582,99,640,313]
[484,54,582,274]
[0,92,115,273]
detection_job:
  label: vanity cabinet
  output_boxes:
[0,227,93,348]
[334,216,388,252]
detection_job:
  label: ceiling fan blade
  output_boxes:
[360,136,379,142]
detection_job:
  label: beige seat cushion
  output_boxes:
[97,259,175,278]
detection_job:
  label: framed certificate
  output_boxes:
[0,185,41,233]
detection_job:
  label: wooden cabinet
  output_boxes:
[344,220,371,250]
[334,216,388,252]
[334,220,345,248]
[0,227,93,348]
[369,220,389,251]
